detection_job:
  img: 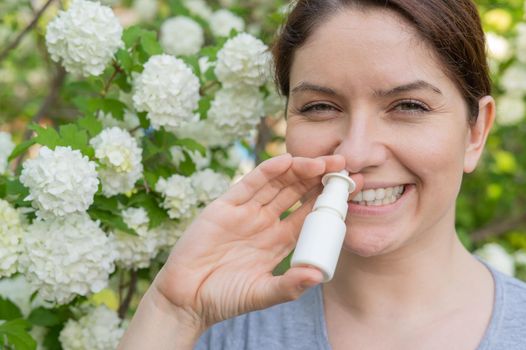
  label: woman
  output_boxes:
[119,0,526,349]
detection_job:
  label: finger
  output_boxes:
[264,154,348,215]
[220,153,292,205]
[262,176,322,219]
[256,266,324,309]
[252,154,345,206]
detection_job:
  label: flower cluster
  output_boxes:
[111,207,158,269]
[183,0,212,19]
[160,16,204,56]
[133,54,201,132]
[156,174,198,219]
[215,33,269,88]
[209,9,245,37]
[20,146,99,219]
[20,213,117,305]
[191,169,231,204]
[45,0,123,77]
[0,199,24,278]
[0,131,14,174]
[207,87,265,141]
[90,127,143,196]
[170,145,211,170]
[59,305,125,350]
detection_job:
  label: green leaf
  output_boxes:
[140,31,162,56]
[0,319,37,350]
[100,98,127,121]
[29,124,60,149]
[137,112,150,129]
[114,72,132,93]
[92,195,120,214]
[128,193,168,229]
[43,325,62,350]
[168,0,191,16]
[122,25,143,48]
[6,178,30,206]
[0,297,22,321]
[77,115,103,138]
[27,308,61,327]
[174,138,207,156]
[181,55,199,75]
[88,208,136,235]
[178,151,197,176]
[58,124,88,152]
[8,139,36,162]
[116,48,133,73]
[198,96,212,120]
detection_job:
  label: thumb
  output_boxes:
[258,266,324,308]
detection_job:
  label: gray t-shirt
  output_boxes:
[195,260,526,349]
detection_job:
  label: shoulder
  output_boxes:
[194,285,329,350]
[481,266,526,349]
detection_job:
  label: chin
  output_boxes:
[341,225,401,258]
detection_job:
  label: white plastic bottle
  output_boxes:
[290,170,355,282]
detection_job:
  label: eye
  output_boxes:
[392,99,430,114]
[299,102,339,113]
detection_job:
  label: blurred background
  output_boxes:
[0,0,525,346]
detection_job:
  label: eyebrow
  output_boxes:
[290,80,442,97]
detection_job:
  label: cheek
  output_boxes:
[285,120,341,157]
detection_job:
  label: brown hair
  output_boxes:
[272,0,491,123]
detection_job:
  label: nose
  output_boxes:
[333,112,389,174]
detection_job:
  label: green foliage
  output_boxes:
[0,319,36,350]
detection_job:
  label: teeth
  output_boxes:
[350,185,405,206]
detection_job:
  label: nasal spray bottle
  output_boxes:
[290,170,355,282]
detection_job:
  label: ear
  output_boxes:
[464,96,495,173]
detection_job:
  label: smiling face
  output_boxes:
[285,8,484,257]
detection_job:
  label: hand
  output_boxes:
[152,153,362,330]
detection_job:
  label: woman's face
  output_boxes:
[286,8,486,257]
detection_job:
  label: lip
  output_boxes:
[347,184,415,217]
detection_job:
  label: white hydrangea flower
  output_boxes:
[475,242,515,276]
[207,87,264,141]
[111,207,160,269]
[264,83,286,117]
[150,219,187,251]
[514,249,526,266]
[59,305,125,350]
[20,146,99,219]
[45,0,123,77]
[0,131,15,174]
[0,199,24,278]
[132,0,158,22]
[133,54,200,132]
[0,275,37,316]
[156,175,198,219]
[111,230,157,269]
[90,127,143,196]
[97,110,140,131]
[500,63,526,93]
[496,93,525,126]
[160,16,204,56]
[516,23,526,63]
[175,118,231,147]
[170,145,211,170]
[209,9,245,38]
[20,213,117,305]
[215,33,269,88]
[183,0,212,20]
[191,169,230,204]
[486,32,512,62]
[121,206,149,232]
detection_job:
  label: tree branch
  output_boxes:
[118,270,138,319]
[471,212,526,242]
[0,0,57,64]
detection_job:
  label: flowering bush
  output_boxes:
[0,0,525,349]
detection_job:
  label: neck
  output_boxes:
[324,215,484,323]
